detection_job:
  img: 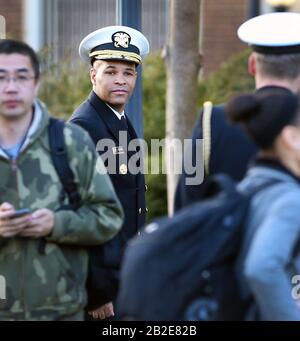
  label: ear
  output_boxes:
[248,53,256,77]
[90,67,96,86]
[34,79,41,97]
[281,126,300,151]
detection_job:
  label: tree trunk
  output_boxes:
[165,0,201,215]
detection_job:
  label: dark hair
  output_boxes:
[0,39,40,79]
[255,53,300,80]
[226,86,300,149]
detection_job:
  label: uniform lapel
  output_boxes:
[125,114,144,172]
[88,91,125,142]
[126,116,138,140]
[88,91,140,160]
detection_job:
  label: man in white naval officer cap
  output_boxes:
[238,12,300,56]
[175,11,300,211]
[78,25,149,65]
[69,26,149,320]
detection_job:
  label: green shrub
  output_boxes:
[39,51,91,120]
[142,53,168,220]
[145,152,167,221]
[197,49,255,106]
[143,53,166,144]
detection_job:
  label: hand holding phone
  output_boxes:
[0,204,31,238]
[9,209,31,219]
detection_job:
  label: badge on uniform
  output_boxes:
[112,146,125,155]
[119,163,128,175]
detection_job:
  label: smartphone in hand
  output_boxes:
[9,209,31,219]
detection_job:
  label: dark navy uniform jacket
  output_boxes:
[174,104,258,211]
[70,91,146,308]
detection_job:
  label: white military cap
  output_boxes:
[238,12,300,54]
[79,25,150,65]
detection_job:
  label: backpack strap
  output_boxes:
[202,101,213,176]
[244,179,281,198]
[202,174,237,198]
[48,117,82,210]
[204,175,281,200]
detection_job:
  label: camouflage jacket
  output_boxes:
[0,100,124,320]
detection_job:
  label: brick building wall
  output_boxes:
[0,0,23,39]
[3,0,300,77]
[201,0,248,77]
[0,0,249,76]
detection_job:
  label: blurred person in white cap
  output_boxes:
[175,12,300,212]
[69,25,149,320]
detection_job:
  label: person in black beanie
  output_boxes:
[226,87,300,320]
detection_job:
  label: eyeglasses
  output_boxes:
[0,74,36,87]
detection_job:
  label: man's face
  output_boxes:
[0,53,39,120]
[90,60,137,113]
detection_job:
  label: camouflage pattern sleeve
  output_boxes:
[46,123,124,245]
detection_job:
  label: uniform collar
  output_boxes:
[105,103,125,120]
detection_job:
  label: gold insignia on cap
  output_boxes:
[119,163,128,174]
[113,32,131,48]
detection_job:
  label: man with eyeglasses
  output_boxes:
[0,39,124,321]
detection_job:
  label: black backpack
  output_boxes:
[117,174,278,321]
